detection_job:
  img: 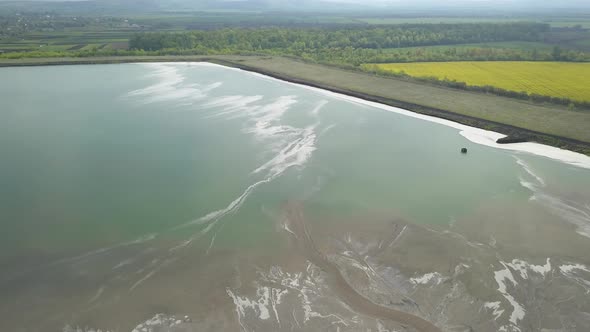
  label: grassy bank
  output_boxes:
[1,55,590,155]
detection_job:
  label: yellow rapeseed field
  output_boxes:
[365,61,590,103]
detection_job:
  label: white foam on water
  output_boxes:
[310,100,329,116]
[376,320,392,332]
[48,233,156,268]
[202,95,264,119]
[227,264,352,330]
[63,326,115,332]
[126,63,221,105]
[514,156,546,187]
[484,301,505,320]
[559,263,590,292]
[112,258,135,270]
[559,263,590,274]
[168,238,194,252]
[528,258,552,276]
[499,326,521,332]
[520,183,590,238]
[131,313,183,332]
[541,196,590,238]
[176,128,315,239]
[179,98,326,236]
[271,287,289,327]
[243,95,298,138]
[128,258,175,292]
[154,61,586,251]
[493,263,526,328]
[246,99,327,180]
[181,175,278,230]
[318,123,336,138]
[210,62,590,170]
[64,313,186,332]
[488,258,576,329]
[515,158,590,238]
[88,286,106,304]
[226,286,272,322]
[205,228,219,256]
[282,221,297,238]
[506,258,552,279]
[130,233,158,245]
[252,125,317,177]
[148,61,590,169]
[129,268,159,292]
[202,95,262,109]
[489,258,556,329]
[410,272,445,285]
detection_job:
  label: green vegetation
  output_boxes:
[127,23,549,50]
[121,23,590,65]
[363,61,590,107]
[120,26,590,108]
[354,15,590,28]
[1,8,590,152]
[0,14,134,53]
[2,17,590,108]
[7,21,583,63]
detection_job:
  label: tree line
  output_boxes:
[128,23,549,51]
[124,24,588,65]
[3,22,589,108]
[293,46,589,65]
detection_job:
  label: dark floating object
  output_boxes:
[497,135,530,144]
[461,147,468,154]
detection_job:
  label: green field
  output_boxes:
[365,61,590,103]
[0,30,131,53]
[356,17,528,25]
[356,16,590,28]
[544,18,590,29]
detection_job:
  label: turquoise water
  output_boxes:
[1,63,589,332]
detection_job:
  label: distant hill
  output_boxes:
[145,0,590,11]
[0,0,589,14]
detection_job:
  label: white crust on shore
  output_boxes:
[172,61,590,170]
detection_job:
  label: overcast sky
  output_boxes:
[0,0,589,10]
[0,0,585,3]
[321,0,589,7]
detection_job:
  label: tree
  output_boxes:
[552,46,562,61]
